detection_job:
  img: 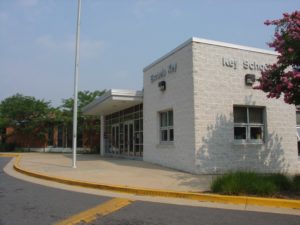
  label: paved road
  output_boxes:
[87,201,300,225]
[0,157,110,225]
[1,157,300,225]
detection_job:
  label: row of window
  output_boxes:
[159,107,265,144]
[113,106,298,148]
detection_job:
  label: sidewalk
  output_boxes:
[3,152,300,210]
[17,153,213,192]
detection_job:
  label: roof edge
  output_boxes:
[143,38,193,72]
[143,37,278,72]
[82,89,143,113]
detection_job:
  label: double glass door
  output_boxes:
[111,121,134,156]
[123,121,134,155]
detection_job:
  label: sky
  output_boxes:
[0,0,298,107]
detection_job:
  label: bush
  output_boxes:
[13,147,29,152]
[267,174,292,191]
[211,171,282,196]
[292,175,300,193]
[0,142,15,152]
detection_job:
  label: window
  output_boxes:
[233,106,264,142]
[159,110,174,142]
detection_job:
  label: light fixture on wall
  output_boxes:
[158,80,166,91]
[245,74,256,86]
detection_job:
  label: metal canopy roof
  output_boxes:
[82,89,143,116]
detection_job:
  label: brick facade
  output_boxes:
[143,38,299,174]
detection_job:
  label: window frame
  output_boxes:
[233,106,264,144]
[159,110,174,143]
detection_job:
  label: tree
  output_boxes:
[254,11,300,105]
[61,90,105,113]
[60,90,105,149]
[0,94,53,147]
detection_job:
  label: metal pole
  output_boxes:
[72,0,81,168]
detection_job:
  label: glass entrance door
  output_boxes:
[123,121,134,155]
[111,124,119,154]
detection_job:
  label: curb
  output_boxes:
[1,153,300,210]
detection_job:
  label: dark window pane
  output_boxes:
[120,132,124,145]
[135,145,140,153]
[134,112,139,119]
[140,132,143,143]
[297,127,300,141]
[297,112,300,126]
[169,129,174,141]
[168,111,173,126]
[249,108,263,124]
[116,126,119,147]
[250,127,263,140]
[234,107,247,123]
[135,132,140,144]
[134,120,139,131]
[112,127,115,146]
[140,119,143,130]
[160,112,168,127]
[234,127,246,139]
[161,130,168,141]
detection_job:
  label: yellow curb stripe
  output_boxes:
[53,198,133,225]
[0,153,20,157]
[1,153,300,210]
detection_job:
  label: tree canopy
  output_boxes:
[0,90,105,148]
[61,90,105,113]
[255,11,300,105]
[0,94,51,127]
[0,94,53,146]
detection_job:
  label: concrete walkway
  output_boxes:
[17,153,213,192]
[3,152,300,212]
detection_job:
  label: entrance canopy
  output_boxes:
[82,89,143,116]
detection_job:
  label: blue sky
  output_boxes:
[0,0,298,106]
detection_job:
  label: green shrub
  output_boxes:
[267,174,292,191]
[292,175,300,193]
[211,171,279,196]
[13,147,29,152]
[0,142,15,152]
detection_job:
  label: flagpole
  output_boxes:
[72,0,81,168]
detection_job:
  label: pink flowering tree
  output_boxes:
[255,11,300,105]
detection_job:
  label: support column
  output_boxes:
[100,115,105,156]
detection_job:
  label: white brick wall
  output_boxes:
[143,44,197,173]
[143,38,299,174]
[192,41,299,174]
